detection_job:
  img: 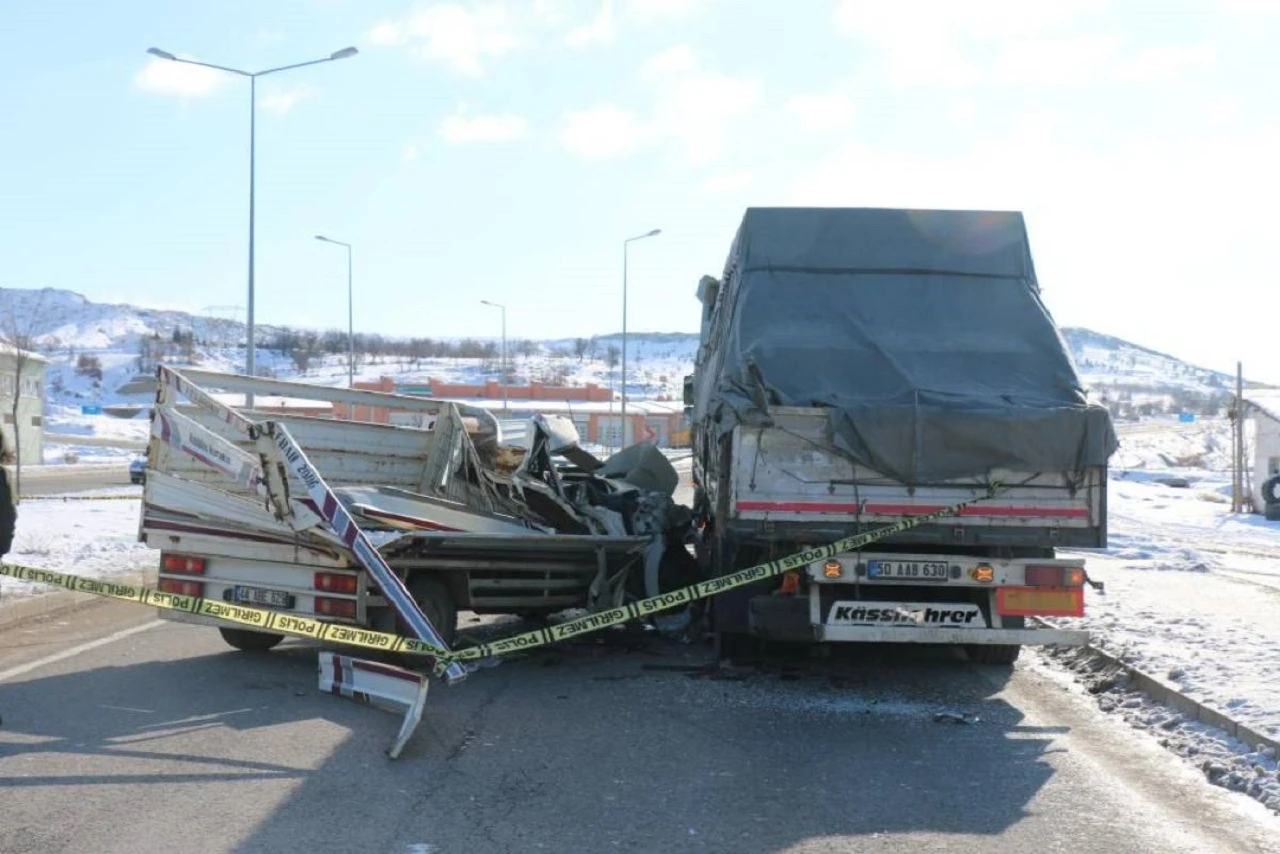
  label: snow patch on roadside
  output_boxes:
[1035,648,1280,815]
[1,492,155,601]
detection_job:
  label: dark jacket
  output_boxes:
[0,435,15,557]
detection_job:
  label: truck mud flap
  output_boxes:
[319,652,430,760]
[747,595,814,642]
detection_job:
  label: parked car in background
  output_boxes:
[129,451,147,485]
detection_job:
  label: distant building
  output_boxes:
[0,345,49,465]
[1242,392,1280,510]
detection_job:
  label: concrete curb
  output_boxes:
[1034,617,1280,757]
[0,568,158,629]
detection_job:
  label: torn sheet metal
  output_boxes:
[319,652,430,759]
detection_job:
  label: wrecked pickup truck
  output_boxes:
[139,367,697,654]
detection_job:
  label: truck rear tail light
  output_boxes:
[997,587,1084,617]
[1024,565,1085,587]
[161,554,206,575]
[970,565,995,583]
[314,572,358,594]
[159,579,204,598]
[315,597,357,620]
[823,561,842,579]
[778,572,800,595]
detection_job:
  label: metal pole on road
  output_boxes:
[481,300,508,414]
[621,228,660,447]
[315,235,354,388]
[145,46,358,406]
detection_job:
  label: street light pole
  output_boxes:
[146,46,358,406]
[621,228,661,447]
[480,300,508,413]
[315,236,354,388]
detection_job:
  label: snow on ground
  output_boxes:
[0,487,154,601]
[42,443,139,465]
[1035,417,1280,812]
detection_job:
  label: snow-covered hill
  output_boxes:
[0,287,1263,430]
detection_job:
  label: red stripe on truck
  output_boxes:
[736,500,1089,519]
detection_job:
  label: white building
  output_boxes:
[0,345,49,465]
[1242,392,1280,510]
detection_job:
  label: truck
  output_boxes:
[139,367,696,658]
[685,207,1118,663]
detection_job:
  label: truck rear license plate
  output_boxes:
[232,585,295,610]
[867,560,950,581]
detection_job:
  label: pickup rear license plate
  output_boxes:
[867,560,950,581]
[232,585,295,610]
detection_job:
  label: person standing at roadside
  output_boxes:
[0,430,16,559]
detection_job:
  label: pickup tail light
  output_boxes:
[315,597,357,620]
[159,579,204,598]
[1025,565,1085,587]
[778,572,800,595]
[314,572,358,594]
[161,554,206,575]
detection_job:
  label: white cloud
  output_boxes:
[366,20,407,46]
[699,171,752,194]
[402,143,420,162]
[258,84,315,116]
[438,110,530,143]
[364,3,524,76]
[559,45,759,163]
[649,68,760,163]
[565,0,616,47]
[787,92,854,132]
[132,58,223,98]
[558,106,647,158]
[622,0,709,24]
[639,43,696,79]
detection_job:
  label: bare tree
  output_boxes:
[2,290,48,501]
[573,338,589,362]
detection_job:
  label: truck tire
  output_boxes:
[967,644,1021,665]
[1263,475,1280,506]
[406,574,458,646]
[219,627,284,652]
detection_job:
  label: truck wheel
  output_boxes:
[967,644,1021,665]
[715,631,760,663]
[219,627,284,652]
[405,574,458,646]
[1263,475,1280,506]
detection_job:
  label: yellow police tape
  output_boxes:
[19,494,140,502]
[0,484,999,677]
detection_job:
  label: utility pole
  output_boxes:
[1236,361,1245,512]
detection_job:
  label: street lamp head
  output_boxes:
[330,46,359,60]
[646,228,662,237]
[147,47,177,61]
[314,234,328,242]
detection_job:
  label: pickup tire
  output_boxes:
[406,574,458,646]
[219,627,284,652]
[1262,475,1280,506]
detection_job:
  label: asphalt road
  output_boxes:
[1,600,1276,854]
[15,464,132,497]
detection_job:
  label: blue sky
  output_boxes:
[3,1,1278,380]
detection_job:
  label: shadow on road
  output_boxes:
[0,629,1069,853]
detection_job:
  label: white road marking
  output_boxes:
[0,619,162,683]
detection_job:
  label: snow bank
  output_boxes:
[1,488,154,601]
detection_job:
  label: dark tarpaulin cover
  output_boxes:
[694,207,1118,484]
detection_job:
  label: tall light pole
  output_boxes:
[480,300,508,413]
[314,235,354,388]
[146,45,357,405]
[621,228,661,446]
